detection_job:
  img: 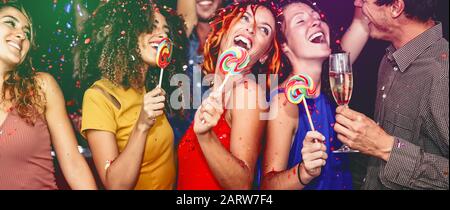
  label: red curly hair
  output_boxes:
[202,0,281,87]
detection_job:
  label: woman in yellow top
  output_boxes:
[78,0,188,190]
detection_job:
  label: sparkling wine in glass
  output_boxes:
[330,72,353,106]
[329,52,359,153]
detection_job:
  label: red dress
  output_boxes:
[177,113,231,190]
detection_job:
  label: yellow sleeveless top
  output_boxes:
[81,79,175,190]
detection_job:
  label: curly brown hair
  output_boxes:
[203,0,281,87]
[1,0,45,125]
[78,0,188,92]
[77,0,188,117]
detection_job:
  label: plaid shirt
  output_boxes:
[362,23,449,190]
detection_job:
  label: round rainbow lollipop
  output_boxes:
[218,46,250,75]
[201,47,250,124]
[217,46,251,92]
[156,38,173,87]
[285,74,316,104]
[285,74,317,131]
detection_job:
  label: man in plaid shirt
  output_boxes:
[334,0,448,190]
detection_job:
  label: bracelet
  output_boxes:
[104,160,113,171]
[297,162,308,186]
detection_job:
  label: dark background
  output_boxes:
[14,0,449,189]
[20,0,448,126]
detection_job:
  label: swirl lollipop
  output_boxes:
[285,74,317,131]
[156,38,173,87]
[285,74,316,104]
[200,47,250,124]
[216,46,251,92]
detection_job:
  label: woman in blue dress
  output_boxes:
[260,0,369,190]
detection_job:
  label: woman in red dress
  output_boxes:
[177,0,281,190]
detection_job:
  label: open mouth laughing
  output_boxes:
[308,31,326,44]
[234,35,253,51]
[197,0,213,7]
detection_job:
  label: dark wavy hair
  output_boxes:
[375,0,438,22]
[77,0,188,113]
[146,3,189,117]
[203,0,281,87]
[276,0,337,96]
[1,0,44,125]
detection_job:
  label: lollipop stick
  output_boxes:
[201,74,230,124]
[302,99,315,131]
[158,68,164,87]
[302,99,324,143]
[217,74,231,93]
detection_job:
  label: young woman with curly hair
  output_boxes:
[78,0,188,190]
[0,0,96,190]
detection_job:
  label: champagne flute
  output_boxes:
[329,52,359,153]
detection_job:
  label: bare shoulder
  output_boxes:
[234,78,260,90]
[34,72,64,105]
[270,83,298,114]
[231,79,267,110]
[270,81,298,124]
[269,86,298,117]
[34,72,60,91]
[232,79,265,99]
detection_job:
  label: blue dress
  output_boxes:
[255,89,352,190]
[286,90,352,190]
